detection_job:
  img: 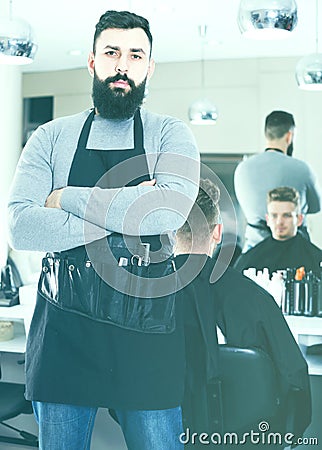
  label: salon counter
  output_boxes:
[0,285,36,353]
[1,285,322,374]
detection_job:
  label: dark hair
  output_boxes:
[267,186,300,210]
[264,110,295,140]
[93,10,153,56]
[177,179,221,244]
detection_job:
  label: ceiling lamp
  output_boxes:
[0,0,37,65]
[188,25,218,125]
[189,98,218,125]
[295,0,322,90]
[238,0,298,40]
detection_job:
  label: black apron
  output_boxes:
[38,108,176,334]
[25,110,185,410]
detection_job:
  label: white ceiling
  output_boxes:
[1,0,320,73]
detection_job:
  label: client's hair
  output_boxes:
[267,186,300,213]
[177,178,220,247]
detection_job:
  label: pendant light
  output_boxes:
[0,0,37,65]
[238,0,298,40]
[295,0,322,90]
[188,25,218,125]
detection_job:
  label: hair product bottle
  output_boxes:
[282,268,295,315]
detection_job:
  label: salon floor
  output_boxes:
[0,408,127,449]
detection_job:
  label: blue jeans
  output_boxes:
[32,401,183,450]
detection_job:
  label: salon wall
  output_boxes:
[22,56,322,246]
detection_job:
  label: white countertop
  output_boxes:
[285,315,322,337]
[1,285,322,375]
[0,285,36,353]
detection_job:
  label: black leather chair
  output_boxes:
[183,345,300,449]
[218,345,280,433]
[0,381,38,446]
[216,345,301,449]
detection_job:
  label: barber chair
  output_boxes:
[218,345,279,432]
[0,381,38,447]
[216,345,301,449]
[183,345,301,449]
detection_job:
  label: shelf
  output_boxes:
[0,304,32,320]
[285,315,322,337]
[0,287,36,354]
[306,354,322,376]
[283,316,322,375]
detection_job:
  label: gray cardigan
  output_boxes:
[8,108,200,252]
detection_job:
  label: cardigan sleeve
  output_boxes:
[8,123,109,252]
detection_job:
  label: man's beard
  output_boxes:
[92,72,147,120]
[287,142,294,156]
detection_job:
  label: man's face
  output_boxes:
[88,27,155,119]
[266,201,303,241]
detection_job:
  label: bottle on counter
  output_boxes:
[316,262,322,317]
[303,270,317,317]
[282,267,295,315]
[269,271,285,308]
[293,266,306,316]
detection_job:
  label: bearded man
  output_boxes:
[8,10,199,450]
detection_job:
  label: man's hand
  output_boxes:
[139,178,156,187]
[45,188,64,209]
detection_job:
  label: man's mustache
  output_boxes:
[104,73,135,89]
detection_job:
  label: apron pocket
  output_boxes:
[38,255,176,334]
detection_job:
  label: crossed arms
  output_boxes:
[8,118,200,252]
